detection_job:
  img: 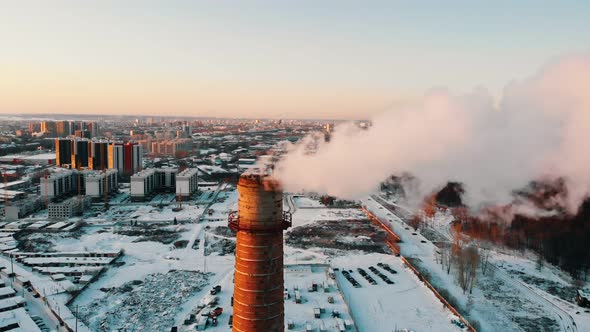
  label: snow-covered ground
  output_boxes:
[62,189,237,331]
[332,253,463,332]
[362,196,520,331]
[492,251,575,297]
[180,264,356,332]
[365,194,589,332]
[284,202,468,332]
[284,265,354,331]
[127,204,204,222]
[16,185,587,332]
[0,184,237,332]
[491,251,590,331]
[293,196,325,208]
[77,270,210,331]
[156,194,468,332]
[291,207,366,228]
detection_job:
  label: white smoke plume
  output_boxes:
[274,54,590,213]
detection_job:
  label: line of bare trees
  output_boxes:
[436,227,493,294]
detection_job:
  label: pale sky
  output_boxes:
[1,1,589,119]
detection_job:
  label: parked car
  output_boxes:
[211,307,223,317]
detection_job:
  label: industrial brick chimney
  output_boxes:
[229,174,291,332]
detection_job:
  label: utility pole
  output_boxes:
[77,164,82,215]
[10,253,14,282]
[75,304,78,332]
[102,143,109,211]
[2,172,9,214]
[178,189,182,210]
[104,169,109,210]
[43,171,49,208]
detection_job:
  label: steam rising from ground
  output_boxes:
[275,55,590,212]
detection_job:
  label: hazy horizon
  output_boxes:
[0,112,355,122]
[1,1,589,119]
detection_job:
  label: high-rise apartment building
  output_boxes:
[71,139,89,169]
[87,122,99,137]
[55,138,73,167]
[108,143,124,173]
[41,121,57,136]
[54,138,143,178]
[28,122,41,133]
[88,141,109,170]
[56,121,71,137]
[108,142,143,177]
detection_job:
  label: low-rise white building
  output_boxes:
[176,168,198,198]
[40,168,77,199]
[130,168,177,201]
[39,167,118,202]
[84,169,118,199]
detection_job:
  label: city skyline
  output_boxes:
[1,1,589,119]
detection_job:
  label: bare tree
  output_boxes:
[466,246,480,294]
[441,244,453,274]
[479,243,492,276]
[455,245,480,294]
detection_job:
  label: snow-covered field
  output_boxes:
[127,204,204,222]
[364,196,548,331]
[59,190,238,331]
[292,207,366,228]
[493,251,576,299]
[332,253,463,332]
[491,251,590,331]
[78,270,210,331]
[365,194,590,332]
[283,203,468,332]
[293,196,325,208]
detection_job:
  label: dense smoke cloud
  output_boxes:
[274,55,590,212]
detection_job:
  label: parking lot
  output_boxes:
[332,253,463,332]
[338,262,398,288]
